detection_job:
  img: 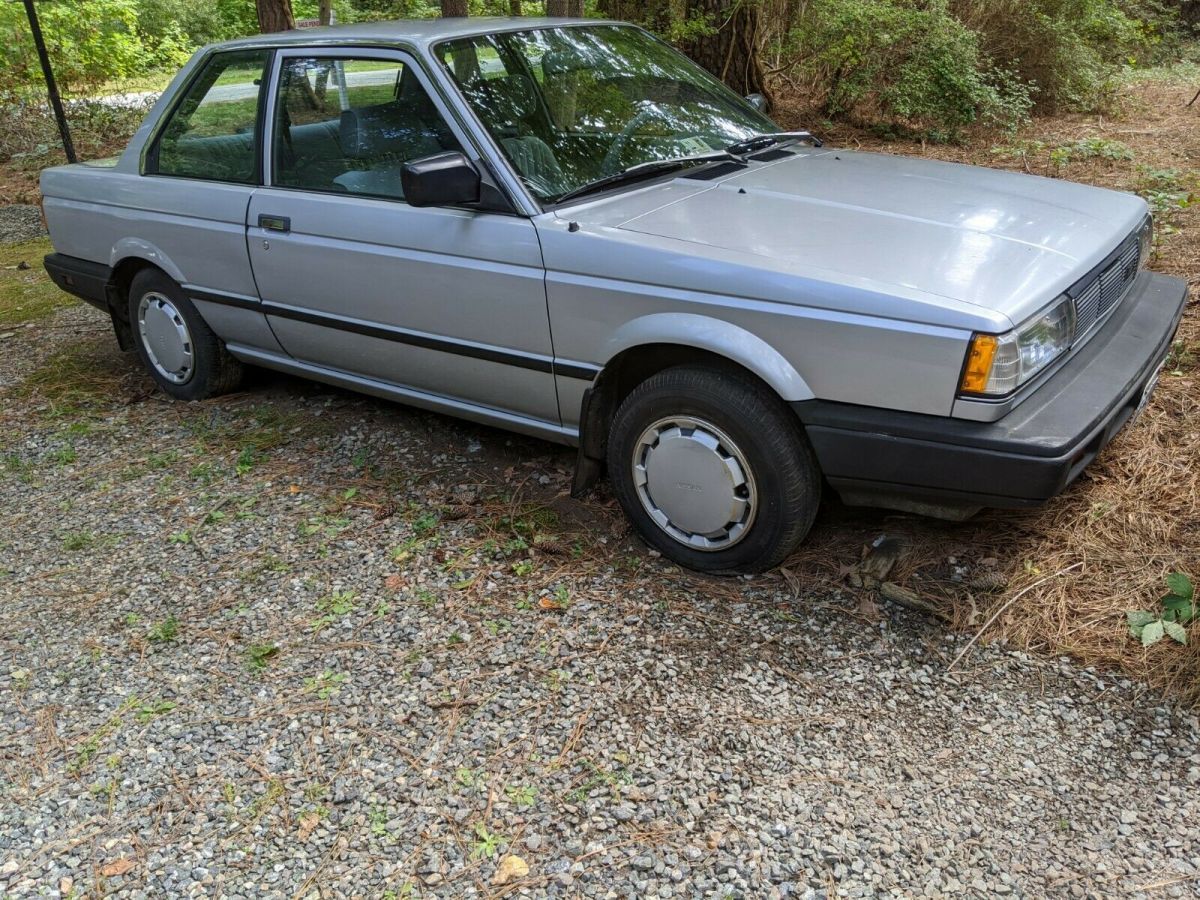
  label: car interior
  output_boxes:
[272,61,460,199]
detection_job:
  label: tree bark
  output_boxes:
[256,0,296,32]
[319,0,333,25]
[545,0,569,15]
[566,0,584,14]
[508,0,522,14]
[442,0,469,15]
[680,0,769,102]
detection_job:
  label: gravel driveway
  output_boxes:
[2,298,1199,899]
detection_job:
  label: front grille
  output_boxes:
[1071,232,1141,338]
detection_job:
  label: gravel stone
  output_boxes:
[0,301,1198,898]
[0,205,46,245]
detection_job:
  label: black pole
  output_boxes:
[23,0,76,164]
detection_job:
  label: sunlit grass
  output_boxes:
[0,238,72,327]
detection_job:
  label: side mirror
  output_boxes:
[401,151,481,207]
[745,92,768,113]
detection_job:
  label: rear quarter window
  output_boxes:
[148,49,271,184]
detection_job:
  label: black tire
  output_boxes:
[127,268,242,401]
[607,364,821,574]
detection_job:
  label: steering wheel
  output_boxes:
[600,106,661,176]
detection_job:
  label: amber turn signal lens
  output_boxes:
[960,334,999,394]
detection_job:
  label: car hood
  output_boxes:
[607,149,1148,326]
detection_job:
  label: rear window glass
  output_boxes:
[151,50,270,184]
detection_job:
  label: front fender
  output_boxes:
[603,313,814,402]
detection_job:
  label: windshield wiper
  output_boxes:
[552,151,740,205]
[725,131,824,156]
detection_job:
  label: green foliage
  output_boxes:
[779,0,1182,136]
[786,0,1035,138]
[246,642,280,671]
[1135,165,1196,218]
[1048,137,1134,165]
[0,0,144,92]
[470,822,503,860]
[304,669,349,699]
[134,699,177,722]
[1127,572,1194,647]
[505,783,538,807]
[953,0,1169,112]
[147,614,179,643]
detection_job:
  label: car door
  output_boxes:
[140,48,282,355]
[245,47,558,426]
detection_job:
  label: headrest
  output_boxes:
[465,75,537,130]
[340,102,407,159]
[541,46,588,76]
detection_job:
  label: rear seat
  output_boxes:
[279,119,345,188]
[160,131,257,182]
[162,99,450,197]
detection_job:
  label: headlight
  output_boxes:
[1138,214,1153,270]
[959,295,1077,397]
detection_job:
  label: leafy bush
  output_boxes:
[0,0,145,93]
[776,0,1183,135]
[952,0,1162,111]
[785,0,1035,137]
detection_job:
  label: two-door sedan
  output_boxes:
[41,18,1187,572]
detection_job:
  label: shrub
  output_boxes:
[0,0,145,94]
[951,0,1160,111]
[785,0,1035,137]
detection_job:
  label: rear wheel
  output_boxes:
[127,269,242,400]
[607,365,821,574]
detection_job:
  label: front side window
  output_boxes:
[272,56,461,201]
[436,25,775,202]
[152,49,270,184]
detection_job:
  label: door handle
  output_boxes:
[258,214,290,233]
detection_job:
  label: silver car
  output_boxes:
[40,18,1187,573]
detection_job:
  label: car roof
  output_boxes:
[215,16,613,51]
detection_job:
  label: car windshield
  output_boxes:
[435,24,776,203]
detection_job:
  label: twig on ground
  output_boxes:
[947,563,1084,672]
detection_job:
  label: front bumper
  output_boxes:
[794,272,1188,517]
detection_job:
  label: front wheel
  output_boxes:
[607,365,821,574]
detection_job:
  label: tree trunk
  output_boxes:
[319,0,333,25]
[545,0,569,15]
[255,0,295,32]
[680,0,768,102]
[508,0,522,14]
[566,0,584,14]
[442,0,469,15]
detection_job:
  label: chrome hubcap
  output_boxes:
[137,292,194,385]
[632,416,757,552]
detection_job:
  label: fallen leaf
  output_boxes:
[856,593,882,621]
[491,854,529,885]
[298,811,320,842]
[384,574,406,592]
[287,484,301,494]
[99,858,135,877]
[538,596,564,611]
